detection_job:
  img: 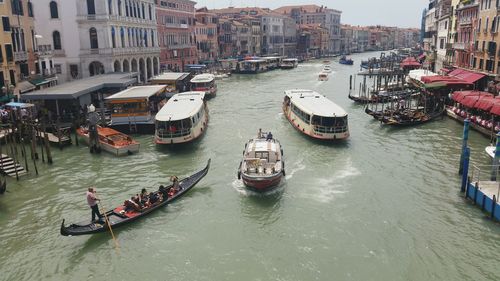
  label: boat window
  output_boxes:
[109,102,147,115]
[291,104,310,124]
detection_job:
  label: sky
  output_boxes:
[196,0,429,28]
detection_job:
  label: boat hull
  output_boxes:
[283,107,349,140]
[241,173,283,191]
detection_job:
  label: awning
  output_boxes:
[452,91,492,103]
[491,103,500,116]
[400,57,421,68]
[440,68,452,74]
[448,69,486,84]
[474,96,496,111]
[15,81,36,94]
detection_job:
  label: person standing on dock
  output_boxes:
[86,187,103,222]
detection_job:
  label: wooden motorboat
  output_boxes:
[77,126,140,156]
[60,159,210,236]
[319,72,329,81]
[238,132,284,192]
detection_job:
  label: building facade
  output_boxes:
[34,0,160,84]
[472,0,499,75]
[435,0,452,71]
[195,7,218,64]
[454,0,478,69]
[275,5,341,54]
[156,0,197,72]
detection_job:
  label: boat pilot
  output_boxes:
[266,132,273,141]
[86,187,103,222]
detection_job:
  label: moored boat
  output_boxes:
[283,89,349,140]
[77,126,140,156]
[154,92,208,145]
[322,65,332,73]
[339,56,354,65]
[238,131,284,191]
[60,159,210,236]
[318,72,329,81]
[191,74,217,98]
[281,58,299,69]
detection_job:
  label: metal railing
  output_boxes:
[314,125,349,134]
[156,128,191,139]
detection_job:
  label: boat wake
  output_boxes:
[285,159,306,180]
[308,164,360,203]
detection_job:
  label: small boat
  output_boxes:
[381,109,444,126]
[318,72,329,81]
[77,126,140,156]
[213,73,229,80]
[339,56,354,65]
[191,73,217,98]
[60,159,210,236]
[486,145,495,158]
[322,65,332,73]
[238,132,284,191]
[323,60,331,64]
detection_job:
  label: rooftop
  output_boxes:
[285,89,347,117]
[156,91,205,121]
[105,85,166,100]
[20,73,138,101]
[150,72,190,82]
[191,74,215,83]
[275,5,342,15]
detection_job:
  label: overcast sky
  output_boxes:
[197,0,429,28]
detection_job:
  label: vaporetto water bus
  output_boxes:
[283,89,349,140]
[154,92,208,145]
[190,74,217,99]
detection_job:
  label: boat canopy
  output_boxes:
[284,89,347,117]
[5,102,35,108]
[105,85,166,101]
[155,91,205,122]
[448,69,485,84]
[190,74,215,84]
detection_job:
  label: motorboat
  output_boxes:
[318,72,329,81]
[77,126,140,156]
[238,131,284,191]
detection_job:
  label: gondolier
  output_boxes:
[87,187,103,222]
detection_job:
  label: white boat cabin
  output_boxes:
[190,74,217,97]
[283,89,349,140]
[154,91,208,144]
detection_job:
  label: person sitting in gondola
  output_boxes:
[139,188,151,208]
[149,192,161,205]
[168,176,180,197]
[159,185,169,199]
[124,197,141,212]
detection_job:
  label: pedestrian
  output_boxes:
[86,187,103,222]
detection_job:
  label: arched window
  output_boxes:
[133,2,137,18]
[141,3,145,19]
[125,0,129,17]
[108,0,112,15]
[89,27,98,49]
[118,0,122,16]
[52,30,61,50]
[49,1,58,18]
[151,30,155,46]
[87,0,96,15]
[120,27,125,47]
[28,1,33,17]
[148,4,152,20]
[144,30,148,47]
[111,27,116,48]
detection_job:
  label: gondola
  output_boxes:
[60,159,211,236]
[381,109,444,126]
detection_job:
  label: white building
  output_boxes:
[33,0,160,84]
[435,0,451,72]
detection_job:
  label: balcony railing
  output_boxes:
[80,47,161,56]
[77,14,156,25]
[453,42,466,50]
[164,23,189,29]
[459,18,472,25]
[14,51,28,61]
[53,49,66,57]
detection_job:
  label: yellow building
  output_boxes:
[473,0,498,75]
[0,0,36,101]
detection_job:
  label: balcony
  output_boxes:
[165,43,193,49]
[164,23,189,29]
[36,44,53,56]
[458,18,472,26]
[77,14,156,25]
[14,51,28,62]
[53,49,66,57]
[80,47,161,57]
[453,42,466,50]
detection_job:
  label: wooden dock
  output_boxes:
[0,154,27,178]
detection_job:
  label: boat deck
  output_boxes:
[473,181,500,201]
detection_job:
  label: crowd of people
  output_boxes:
[121,176,181,213]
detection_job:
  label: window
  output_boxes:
[440,38,444,49]
[52,30,61,50]
[28,1,33,17]
[89,27,98,49]
[49,1,58,18]
[0,45,3,63]
[54,64,62,74]
[2,16,10,32]
[118,0,122,16]
[87,0,95,15]
[5,44,13,62]
[108,0,112,15]
[111,27,116,48]
[11,0,23,16]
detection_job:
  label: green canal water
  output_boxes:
[1,52,500,281]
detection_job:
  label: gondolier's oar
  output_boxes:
[98,197,120,253]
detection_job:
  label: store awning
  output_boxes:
[448,69,486,84]
[16,81,36,94]
[451,91,492,103]
[474,96,497,111]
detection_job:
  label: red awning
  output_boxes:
[418,54,426,60]
[462,95,482,108]
[400,57,421,68]
[421,75,462,83]
[440,68,452,74]
[451,91,492,103]
[474,96,496,111]
[448,69,486,84]
[491,102,500,116]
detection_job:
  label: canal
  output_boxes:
[1,51,500,280]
